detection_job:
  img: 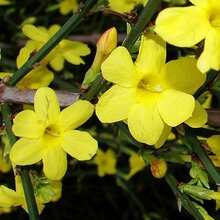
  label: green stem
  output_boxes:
[1,103,40,220]
[8,0,99,86]
[81,74,106,101]
[165,172,204,220]
[184,128,220,184]
[21,169,40,220]
[122,0,162,51]
[1,103,17,146]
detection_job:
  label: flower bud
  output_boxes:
[82,27,117,86]
[96,27,117,55]
[150,159,167,179]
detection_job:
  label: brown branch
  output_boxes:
[0,86,80,107]
[0,86,220,127]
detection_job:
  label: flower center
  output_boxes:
[137,77,163,93]
[46,124,60,137]
[209,11,220,27]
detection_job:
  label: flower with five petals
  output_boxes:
[22,24,90,71]
[10,87,98,180]
[96,33,207,147]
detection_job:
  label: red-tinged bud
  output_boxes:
[150,159,167,179]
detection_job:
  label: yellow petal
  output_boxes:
[22,24,48,42]
[12,110,45,138]
[62,50,85,65]
[108,0,135,12]
[207,135,220,157]
[190,0,219,7]
[22,199,45,214]
[16,67,54,89]
[185,101,207,128]
[61,130,98,161]
[157,89,195,126]
[10,138,44,165]
[34,87,60,125]
[161,57,206,94]
[197,28,220,73]
[155,6,210,47]
[0,186,23,207]
[48,24,60,36]
[101,46,139,87]
[125,152,146,180]
[16,47,33,68]
[49,54,64,71]
[135,34,166,75]
[0,0,11,5]
[96,85,136,123]
[154,125,172,149]
[59,0,78,15]
[128,103,165,145]
[59,100,94,131]
[43,147,67,180]
[0,72,12,79]
[61,40,90,56]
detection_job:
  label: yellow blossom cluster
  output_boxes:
[1,0,220,218]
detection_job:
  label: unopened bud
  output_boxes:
[96,27,117,55]
[82,27,117,86]
[150,159,167,179]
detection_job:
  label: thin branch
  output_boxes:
[0,86,79,107]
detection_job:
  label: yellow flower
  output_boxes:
[10,87,98,180]
[0,176,44,214]
[22,24,90,71]
[96,33,207,147]
[0,0,10,5]
[108,0,147,13]
[125,152,146,180]
[59,0,78,15]
[155,0,220,73]
[93,149,117,177]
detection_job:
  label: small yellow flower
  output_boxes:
[59,0,78,15]
[155,0,220,73]
[22,24,90,71]
[96,33,207,147]
[125,152,146,179]
[0,176,44,213]
[10,87,98,180]
[93,149,117,177]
